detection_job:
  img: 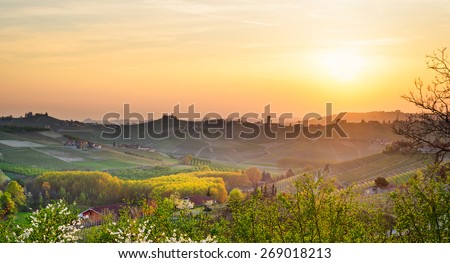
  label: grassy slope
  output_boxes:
[54,123,402,166]
[0,169,10,184]
[0,131,178,172]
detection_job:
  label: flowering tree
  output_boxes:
[99,198,216,243]
[16,200,82,243]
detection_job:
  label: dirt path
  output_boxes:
[195,139,212,157]
[30,147,70,163]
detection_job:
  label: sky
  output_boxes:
[1,0,450,120]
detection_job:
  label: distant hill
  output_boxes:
[0,111,405,168]
[286,110,408,125]
[338,111,408,123]
[0,112,65,128]
[1,110,409,127]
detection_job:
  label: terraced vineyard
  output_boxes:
[354,170,416,191]
[328,153,428,187]
[0,148,80,170]
[275,153,430,193]
[189,157,241,172]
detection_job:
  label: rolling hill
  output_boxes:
[0,113,410,183]
[275,152,432,193]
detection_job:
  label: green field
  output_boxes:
[0,148,79,170]
[0,130,181,173]
[0,169,10,183]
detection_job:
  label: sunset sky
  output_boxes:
[1,0,450,120]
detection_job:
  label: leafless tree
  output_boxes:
[244,167,262,190]
[394,48,450,163]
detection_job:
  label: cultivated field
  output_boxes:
[0,140,44,148]
[275,153,431,193]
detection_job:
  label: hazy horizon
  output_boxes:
[1,0,450,120]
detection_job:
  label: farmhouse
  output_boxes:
[183,195,215,206]
[78,200,156,224]
[78,203,126,222]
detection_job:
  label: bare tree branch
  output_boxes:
[394,48,450,163]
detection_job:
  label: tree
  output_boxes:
[79,192,87,205]
[59,186,67,200]
[390,167,450,242]
[394,47,450,162]
[182,155,193,165]
[0,192,16,218]
[26,192,34,209]
[228,174,388,242]
[261,171,272,182]
[285,169,295,178]
[41,181,51,201]
[0,169,9,185]
[16,200,82,243]
[383,140,416,154]
[374,177,389,188]
[5,181,26,208]
[244,167,262,190]
[228,188,244,205]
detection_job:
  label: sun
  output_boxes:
[321,49,365,82]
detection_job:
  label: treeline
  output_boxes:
[109,166,196,180]
[29,171,228,206]
[193,171,251,190]
[123,174,227,203]
[0,180,26,218]
[0,126,49,133]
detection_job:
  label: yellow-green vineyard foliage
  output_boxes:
[34,171,227,205]
[192,171,251,190]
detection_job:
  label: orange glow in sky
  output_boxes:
[1,0,449,120]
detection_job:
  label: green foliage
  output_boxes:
[194,171,251,190]
[1,164,448,243]
[5,180,26,207]
[0,148,79,171]
[0,162,49,177]
[229,174,388,242]
[0,169,10,185]
[34,170,228,205]
[390,167,450,242]
[0,192,17,218]
[110,166,195,180]
[228,188,245,205]
[15,200,82,242]
[123,173,228,203]
[35,171,122,205]
[82,195,219,243]
[0,217,17,242]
